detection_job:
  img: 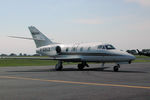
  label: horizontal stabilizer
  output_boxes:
[8,36,45,41]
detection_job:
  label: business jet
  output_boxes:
[8,26,136,72]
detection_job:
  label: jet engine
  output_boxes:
[56,46,61,54]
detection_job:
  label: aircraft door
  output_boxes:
[97,45,105,62]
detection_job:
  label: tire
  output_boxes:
[113,66,119,72]
[78,64,84,70]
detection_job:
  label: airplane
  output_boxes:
[7,26,136,72]
[137,49,150,57]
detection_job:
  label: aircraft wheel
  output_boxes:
[78,64,85,70]
[55,62,63,71]
[113,66,119,72]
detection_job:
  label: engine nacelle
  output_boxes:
[36,45,62,56]
[56,46,61,54]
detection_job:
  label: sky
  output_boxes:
[0,0,150,54]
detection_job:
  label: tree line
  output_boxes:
[0,53,41,56]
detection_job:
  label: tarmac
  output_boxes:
[0,63,150,100]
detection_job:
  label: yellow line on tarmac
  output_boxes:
[0,75,150,90]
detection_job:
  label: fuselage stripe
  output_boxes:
[60,52,123,56]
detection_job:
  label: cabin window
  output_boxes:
[66,48,69,52]
[44,48,47,52]
[72,47,76,51]
[36,50,39,53]
[46,48,49,51]
[40,49,42,52]
[88,47,91,51]
[45,48,50,51]
[80,47,83,51]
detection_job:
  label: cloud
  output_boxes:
[125,0,150,7]
[72,18,103,24]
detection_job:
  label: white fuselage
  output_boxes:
[36,42,135,63]
[8,26,136,71]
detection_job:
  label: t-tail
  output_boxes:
[28,26,54,48]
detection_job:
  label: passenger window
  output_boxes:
[66,48,69,52]
[72,47,76,51]
[40,49,42,52]
[36,50,38,53]
[46,48,48,51]
[46,48,49,51]
[88,47,91,51]
[80,47,83,51]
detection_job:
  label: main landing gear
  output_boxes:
[55,61,63,71]
[77,62,89,70]
[55,61,89,71]
[113,64,120,72]
[55,61,120,72]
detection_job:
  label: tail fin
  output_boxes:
[137,49,141,56]
[137,49,140,53]
[28,26,53,48]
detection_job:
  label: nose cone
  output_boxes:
[114,50,136,62]
[119,50,136,61]
[126,54,136,64]
[128,54,136,61]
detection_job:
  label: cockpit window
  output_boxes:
[105,45,115,50]
[97,45,104,49]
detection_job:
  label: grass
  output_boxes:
[0,59,57,67]
[133,60,150,63]
[0,58,76,67]
[135,55,150,58]
[133,55,150,62]
[0,55,150,67]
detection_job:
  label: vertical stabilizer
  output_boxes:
[28,26,53,48]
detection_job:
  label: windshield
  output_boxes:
[105,45,115,50]
[97,45,105,49]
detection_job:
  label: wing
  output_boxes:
[0,56,81,62]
